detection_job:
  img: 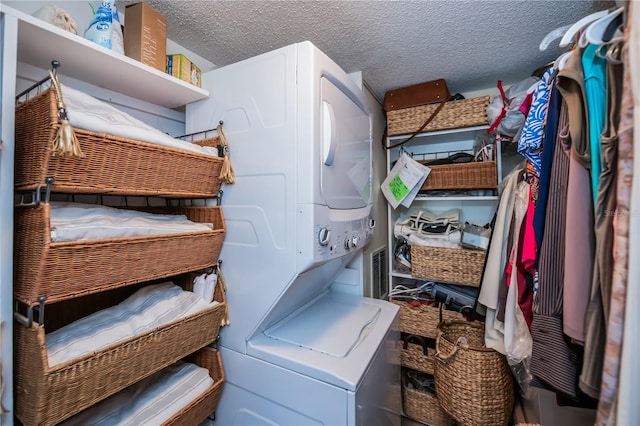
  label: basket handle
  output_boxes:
[435,332,469,362]
[402,334,429,356]
[382,98,448,150]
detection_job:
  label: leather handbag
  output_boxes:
[383,79,450,112]
[382,79,452,150]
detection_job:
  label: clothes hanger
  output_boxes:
[558,9,610,48]
[602,13,623,43]
[539,24,572,51]
[554,50,574,71]
[585,6,624,45]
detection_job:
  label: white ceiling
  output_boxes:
[121,0,615,102]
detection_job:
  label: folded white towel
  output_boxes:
[61,84,218,157]
[46,282,215,366]
[49,201,213,242]
[60,361,214,425]
[193,271,218,303]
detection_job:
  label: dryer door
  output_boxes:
[320,76,371,210]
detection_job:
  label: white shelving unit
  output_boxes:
[0,5,214,424]
[1,4,209,109]
[386,124,501,295]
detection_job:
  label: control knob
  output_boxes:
[344,236,359,250]
[318,227,331,246]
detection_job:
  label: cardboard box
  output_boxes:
[166,54,201,87]
[123,2,167,72]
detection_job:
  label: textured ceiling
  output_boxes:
[129,0,613,101]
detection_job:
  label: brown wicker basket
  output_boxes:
[410,245,486,287]
[387,96,490,136]
[15,87,223,197]
[402,373,455,426]
[397,335,436,375]
[420,161,497,191]
[390,300,466,338]
[14,279,227,426]
[434,320,514,426]
[163,346,225,425]
[14,203,225,306]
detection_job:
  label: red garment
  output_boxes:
[518,197,537,328]
[503,192,537,329]
[519,91,535,116]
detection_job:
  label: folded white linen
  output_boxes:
[193,271,218,303]
[60,360,213,426]
[49,201,213,242]
[60,84,218,157]
[46,282,215,366]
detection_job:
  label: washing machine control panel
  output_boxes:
[314,214,374,258]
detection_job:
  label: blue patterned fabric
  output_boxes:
[519,68,555,175]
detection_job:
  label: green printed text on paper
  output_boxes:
[389,175,410,201]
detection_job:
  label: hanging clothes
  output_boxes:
[583,44,623,422]
[532,75,562,256]
[556,48,596,348]
[616,3,639,421]
[518,68,555,175]
[503,179,533,373]
[530,99,582,398]
[597,17,633,425]
[479,164,524,354]
[582,43,608,205]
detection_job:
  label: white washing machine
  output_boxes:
[186,41,400,425]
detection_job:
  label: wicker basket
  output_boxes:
[14,204,225,306]
[387,96,490,136]
[15,87,223,198]
[402,373,455,426]
[410,245,486,287]
[14,279,227,426]
[397,335,436,375]
[434,320,514,426]
[162,347,225,425]
[390,300,466,338]
[420,161,497,191]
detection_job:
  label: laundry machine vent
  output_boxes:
[369,246,388,300]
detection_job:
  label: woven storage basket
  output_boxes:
[14,203,225,306]
[14,279,227,426]
[391,300,466,338]
[420,161,497,191]
[434,320,514,426]
[387,96,490,136]
[15,87,223,198]
[411,245,486,287]
[397,335,436,375]
[162,346,225,425]
[402,373,455,426]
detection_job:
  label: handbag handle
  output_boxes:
[382,98,448,150]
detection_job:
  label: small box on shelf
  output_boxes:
[167,53,201,87]
[124,2,167,72]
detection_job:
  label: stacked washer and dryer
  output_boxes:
[187,41,400,425]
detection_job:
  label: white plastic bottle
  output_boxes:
[84,0,112,49]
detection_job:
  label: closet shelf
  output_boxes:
[1,4,209,108]
[414,195,498,201]
[387,125,490,144]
